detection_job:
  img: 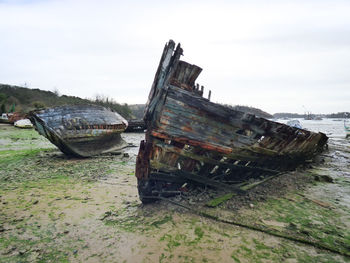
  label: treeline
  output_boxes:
[3,84,345,121]
[326,112,350,118]
[223,104,273,119]
[273,113,305,119]
[274,112,350,119]
[93,94,132,119]
[0,84,132,119]
[128,104,145,119]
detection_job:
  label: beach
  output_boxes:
[0,119,349,262]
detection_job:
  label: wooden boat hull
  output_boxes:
[135,40,328,203]
[125,119,146,132]
[30,105,128,157]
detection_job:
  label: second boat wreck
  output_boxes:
[30,104,128,157]
[135,40,328,203]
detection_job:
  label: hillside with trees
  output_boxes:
[274,112,350,119]
[4,84,345,121]
[223,104,273,119]
[128,104,146,119]
[0,84,132,119]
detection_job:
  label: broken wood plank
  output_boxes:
[149,160,245,194]
[153,139,280,174]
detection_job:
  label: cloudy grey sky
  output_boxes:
[0,0,349,114]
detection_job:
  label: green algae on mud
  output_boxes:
[206,193,235,207]
[0,125,139,262]
[0,124,55,151]
[229,192,350,256]
[0,174,88,263]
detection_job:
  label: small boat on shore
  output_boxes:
[135,40,328,203]
[30,105,128,157]
[0,112,26,124]
[0,113,10,124]
[14,119,33,129]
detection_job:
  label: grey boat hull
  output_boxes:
[30,105,128,157]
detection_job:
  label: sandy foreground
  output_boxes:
[0,123,349,263]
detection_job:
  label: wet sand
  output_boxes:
[0,120,349,262]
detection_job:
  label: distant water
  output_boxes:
[276,118,347,139]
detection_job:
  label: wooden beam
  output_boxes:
[149,160,245,194]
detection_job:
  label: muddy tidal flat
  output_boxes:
[0,119,350,263]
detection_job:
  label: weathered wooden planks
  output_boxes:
[125,119,146,132]
[30,105,128,157]
[135,40,328,203]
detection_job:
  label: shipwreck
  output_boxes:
[30,104,128,157]
[135,40,328,203]
[125,119,146,132]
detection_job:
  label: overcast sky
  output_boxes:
[0,0,349,114]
